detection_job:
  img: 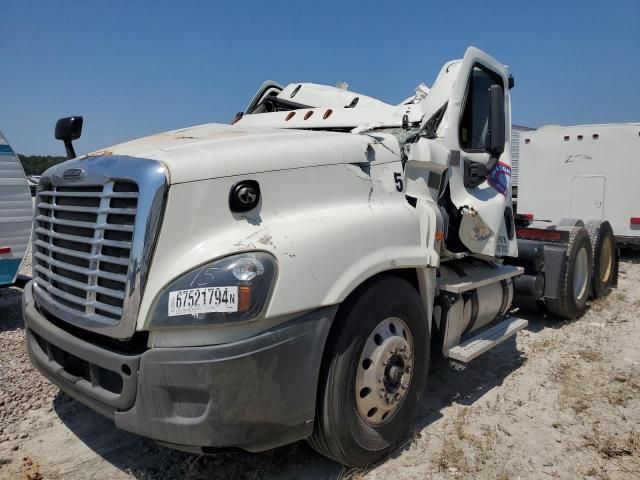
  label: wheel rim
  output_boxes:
[573,247,589,301]
[355,317,414,427]
[599,238,614,284]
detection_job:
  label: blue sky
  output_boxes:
[2,0,639,155]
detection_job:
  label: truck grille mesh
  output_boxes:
[33,181,138,323]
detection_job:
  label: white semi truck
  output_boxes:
[24,47,616,467]
[517,123,640,246]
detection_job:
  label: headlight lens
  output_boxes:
[232,257,264,281]
[148,252,277,328]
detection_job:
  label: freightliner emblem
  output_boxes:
[62,167,85,179]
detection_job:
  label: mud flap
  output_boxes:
[541,244,568,300]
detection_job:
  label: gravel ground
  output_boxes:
[0,250,639,480]
[0,252,56,447]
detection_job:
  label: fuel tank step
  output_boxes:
[447,316,528,365]
[437,263,522,294]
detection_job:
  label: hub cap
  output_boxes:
[573,247,589,300]
[355,317,414,426]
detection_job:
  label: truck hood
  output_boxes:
[86,123,375,184]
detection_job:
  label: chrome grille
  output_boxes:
[33,181,138,323]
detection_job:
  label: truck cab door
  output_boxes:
[443,47,517,258]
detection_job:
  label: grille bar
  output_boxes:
[34,227,133,249]
[34,252,127,283]
[38,190,138,199]
[35,215,134,232]
[36,202,136,216]
[34,240,130,266]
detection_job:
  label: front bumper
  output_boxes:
[23,281,335,452]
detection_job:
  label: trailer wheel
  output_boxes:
[546,227,593,320]
[585,220,616,298]
[308,275,429,467]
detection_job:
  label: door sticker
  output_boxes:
[487,161,511,196]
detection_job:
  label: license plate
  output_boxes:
[168,286,239,316]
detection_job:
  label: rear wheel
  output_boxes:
[308,276,429,467]
[585,220,616,298]
[546,227,593,320]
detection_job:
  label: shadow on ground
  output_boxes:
[52,322,531,479]
[53,391,340,480]
[620,247,640,264]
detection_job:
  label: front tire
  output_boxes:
[308,275,429,467]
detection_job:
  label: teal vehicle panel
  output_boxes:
[0,258,22,286]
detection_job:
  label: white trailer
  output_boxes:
[510,124,535,194]
[23,48,617,467]
[0,131,32,287]
[517,123,640,245]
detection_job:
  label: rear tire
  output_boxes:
[308,276,429,467]
[585,220,616,298]
[546,226,592,320]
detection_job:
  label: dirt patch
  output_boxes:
[1,253,639,479]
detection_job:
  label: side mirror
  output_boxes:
[55,116,83,159]
[488,85,505,159]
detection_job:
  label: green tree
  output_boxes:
[17,154,67,176]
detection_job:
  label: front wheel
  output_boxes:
[308,275,429,467]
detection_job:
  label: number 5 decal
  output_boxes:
[394,172,404,192]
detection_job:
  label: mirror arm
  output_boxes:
[63,140,76,160]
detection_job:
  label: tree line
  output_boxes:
[18,154,66,176]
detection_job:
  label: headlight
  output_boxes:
[148,252,277,328]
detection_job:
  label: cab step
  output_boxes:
[447,316,528,366]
